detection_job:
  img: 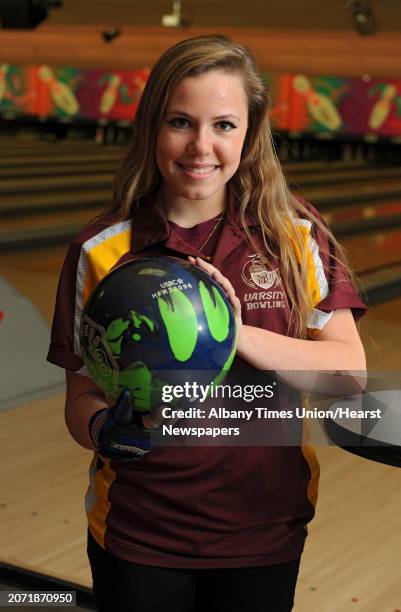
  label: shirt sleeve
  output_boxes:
[46,241,85,372]
[47,218,133,373]
[300,203,367,333]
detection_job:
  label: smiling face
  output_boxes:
[155,69,249,218]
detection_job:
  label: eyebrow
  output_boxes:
[165,110,240,121]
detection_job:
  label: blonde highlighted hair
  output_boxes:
[101,34,357,338]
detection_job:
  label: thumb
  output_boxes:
[114,389,134,425]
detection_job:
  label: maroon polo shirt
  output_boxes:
[47,195,366,568]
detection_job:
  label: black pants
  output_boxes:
[87,530,301,612]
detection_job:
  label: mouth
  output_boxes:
[176,163,220,179]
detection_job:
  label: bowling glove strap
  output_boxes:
[88,409,108,450]
[88,404,153,461]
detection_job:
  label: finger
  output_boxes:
[115,389,133,425]
[232,297,243,320]
[230,294,241,310]
[195,257,231,286]
[193,256,215,272]
[210,270,236,297]
[141,414,160,430]
[190,257,224,283]
[141,403,167,429]
[190,257,239,313]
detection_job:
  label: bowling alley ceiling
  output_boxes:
[46,0,401,30]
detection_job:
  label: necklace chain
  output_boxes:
[198,215,224,253]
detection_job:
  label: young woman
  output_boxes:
[48,35,367,612]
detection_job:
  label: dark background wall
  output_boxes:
[0,1,400,75]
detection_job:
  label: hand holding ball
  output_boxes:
[80,257,237,418]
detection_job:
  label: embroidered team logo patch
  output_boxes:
[241,255,281,290]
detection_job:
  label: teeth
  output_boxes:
[182,165,216,174]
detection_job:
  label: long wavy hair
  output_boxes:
[100,34,357,338]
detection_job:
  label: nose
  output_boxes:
[187,126,212,157]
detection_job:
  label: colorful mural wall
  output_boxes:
[1,63,401,137]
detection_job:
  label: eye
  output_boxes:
[216,121,236,131]
[167,117,190,129]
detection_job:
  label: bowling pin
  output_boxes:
[99,74,122,115]
[293,75,342,131]
[269,101,289,123]
[0,64,9,103]
[368,84,397,130]
[132,68,150,95]
[38,65,79,115]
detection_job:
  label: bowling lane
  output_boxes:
[303,178,401,206]
[342,227,401,272]
[0,152,122,168]
[0,245,68,323]
[0,189,110,215]
[320,199,401,239]
[0,244,67,275]
[367,297,401,325]
[0,173,114,194]
[0,207,97,230]
[284,160,369,174]
[360,296,401,370]
[288,165,400,187]
[321,199,401,225]
[0,160,119,179]
[0,210,103,253]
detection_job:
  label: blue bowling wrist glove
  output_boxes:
[88,389,155,461]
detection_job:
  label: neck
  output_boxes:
[157,185,226,228]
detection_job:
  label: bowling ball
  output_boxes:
[79,256,237,412]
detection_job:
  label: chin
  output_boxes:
[185,190,216,200]
[175,186,221,201]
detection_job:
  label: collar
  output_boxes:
[130,193,258,263]
[130,195,170,253]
